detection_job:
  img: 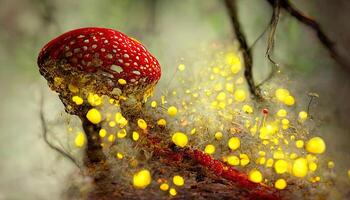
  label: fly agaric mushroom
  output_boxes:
[37,27,161,165]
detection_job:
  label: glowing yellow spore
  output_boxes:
[234,89,246,102]
[169,188,177,196]
[108,134,116,142]
[160,183,169,191]
[328,161,335,169]
[109,121,116,127]
[204,144,216,154]
[226,83,234,93]
[275,179,287,190]
[309,162,317,171]
[151,101,157,108]
[99,128,107,138]
[266,158,274,167]
[117,129,127,138]
[87,93,102,106]
[284,95,295,106]
[298,111,308,122]
[228,137,240,150]
[86,108,102,124]
[137,119,147,130]
[118,78,127,85]
[178,64,186,71]
[242,105,253,114]
[190,128,196,135]
[157,118,167,126]
[133,169,152,189]
[72,96,83,105]
[274,160,288,174]
[214,132,223,140]
[347,169,350,178]
[216,92,226,101]
[115,113,128,127]
[306,137,326,154]
[248,169,263,183]
[296,140,304,148]
[117,152,123,160]
[277,109,287,117]
[275,88,290,101]
[292,158,308,177]
[74,132,85,147]
[273,150,285,159]
[173,175,184,186]
[167,106,178,116]
[227,155,240,166]
[172,132,188,148]
[132,131,140,141]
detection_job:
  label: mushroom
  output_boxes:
[37,27,161,166]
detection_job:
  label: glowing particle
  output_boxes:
[109,121,116,127]
[295,140,304,148]
[284,95,295,106]
[274,160,288,174]
[137,119,147,130]
[173,175,184,186]
[172,132,188,148]
[216,92,226,101]
[226,83,234,93]
[306,137,326,154]
[309,162,317,171]
[277,109,287,117]
[228,137,240,150]
[248,169,263,183]
[190,128,196,135]
[151,101,157,108]
[87,93,102,106]
[178,64,186,71]
[117,152,123,159]
[292,158,308,177]
[117,129,127,138]
[99,128,107,138]
[234,89,246,102]
[266,158,274,167]
[169,188,177,196]
[240,156,250,166]
[167,106,178,116]
[214,132,223,140]
[115,112,128,127]
[118,78,127,85]
[290,153,298,159]
[160,183,169,191]
[242,105,253,114]
[275,179,287,190]
[86,108,102,124]
[133,169,152,189]
[275,88,290,101]
[347,169,350,178]
[273,150,285,159]
[132,131,140,141]
[282,118,289,125]
[227,155,240,166]
[108,134,116,142]
[157,119,167,126]
[204,144,216,154]
[74,132,85,147]
[328,161,335,169]
[72,96,83,105]
[298,111,308,122]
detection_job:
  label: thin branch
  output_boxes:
[39,93,81,169]
[266,0,350,71]
[224,0,263,100]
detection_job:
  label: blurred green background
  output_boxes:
[1,0,350,199]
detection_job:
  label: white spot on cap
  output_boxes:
[111,65,123,73]
[124,54,129,58]
[84,39,89,43]
[106,54,113,59]
[132,70,141,75]
[118,59,123,63]
[92,44,97,49]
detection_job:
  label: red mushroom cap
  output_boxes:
[38,27,161,85]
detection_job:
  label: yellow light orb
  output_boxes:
[274,179,287,190]
[99,128,107,138]
[132,131,140,141]
[72,96,83,105]
[167,106,178,116]
[86,108,102,124]
[298,111,308,122]
[133,169,152,189]
[306,137,326,154]
[309,162,318,172]
[242,104,253,114]
[228,137,240,150]
[248,169,263,183]
[157,118,167,126]
[118,78,127,85]
[87,93,102,106]
[216,92,226,101]
[328,161,335,169]
[137,119,147,130]
[151,100,157,108]
[292,158,308,177]
[204,144,216,154]
[74,132,85,147]
[169,188,177,196]
[117,152,123,160]
[284,95,295,106]
[234,89,246,102]
[178,64,186,71]
[172,132,188,148]
[173,175,184,186]
[277,109,287,117]
[227,155,240,166]
[295,140,304,148]
[160,183,169,191]
[275,88,290,101]
[274,159,288,174]
[214,131,223,140]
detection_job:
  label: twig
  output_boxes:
[266,0,350,71]
[39,93,81,169]
[224,0,263,100]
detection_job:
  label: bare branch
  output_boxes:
[224,0,263,100]
[266,0,350,71]
[39,93,81,169]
